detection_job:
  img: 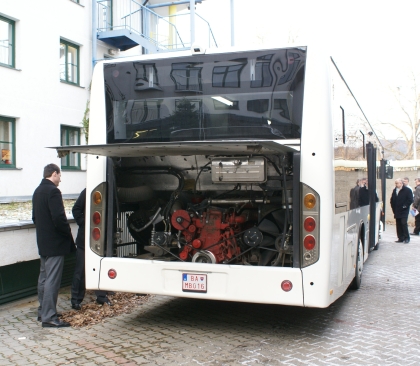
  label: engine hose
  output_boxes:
[117,186,154,203]
[129,207,162,233]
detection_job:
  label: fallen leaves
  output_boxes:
[60,291,152,328]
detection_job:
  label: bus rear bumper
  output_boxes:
[95,258,304,306]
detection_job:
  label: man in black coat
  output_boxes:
[71,188,112,309]
[390,178,414,243]
[32,163,74,328]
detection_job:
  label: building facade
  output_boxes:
[0,0,95,201]
[0,0,215,202]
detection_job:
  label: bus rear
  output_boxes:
[81,46,326,306]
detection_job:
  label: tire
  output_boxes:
[374,242,380,251]
[350,238,363,290]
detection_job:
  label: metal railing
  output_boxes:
[97,0,185,50]
[96,0,217,51]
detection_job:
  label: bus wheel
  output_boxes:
[350,238,363,290]
[374,242,380,251]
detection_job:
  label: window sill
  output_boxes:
[61,168,86,172]
[60,80,85,89]
[0,64,21,72]
[0,166,22,170]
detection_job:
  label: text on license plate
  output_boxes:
[182,273,207,293]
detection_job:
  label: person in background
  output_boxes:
[32,163,74,328]
[349,179,361,209]
[390,178,413,243]
[358,178,368,206]
[71,188,113,310]
[412,178,420,235]
[403,177,413,194]
[358,178,378,207]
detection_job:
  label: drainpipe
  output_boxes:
[92,0,97,72]
[190,0,195,47]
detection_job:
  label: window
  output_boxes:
[212,60,246,88]
[0,15,15,67]
[0,116,15,168]
[170,63,202,92]
[251,55,273,88]
[60,40,79,84]
[61,126,81,169]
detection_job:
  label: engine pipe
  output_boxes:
[208,197,282,205]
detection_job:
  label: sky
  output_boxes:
[191,0,420,139]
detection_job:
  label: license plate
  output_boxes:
[182,273,207,293]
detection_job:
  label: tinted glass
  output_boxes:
[104,48,306,143]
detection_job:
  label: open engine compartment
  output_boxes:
[111,152,295,267]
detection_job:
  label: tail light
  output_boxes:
[90,182,107,256]
[281,280,293,292]
[108,269,117,279]
[301,184,320,267]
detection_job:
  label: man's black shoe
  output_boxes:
[404,239,410,243]
[411,232,419,235]
[38,313,62,322]
[96,298,113,306]
[42,319,70,328]
[395,240,404,243]
[71,304,82,310]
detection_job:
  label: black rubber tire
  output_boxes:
[350,238,363,290]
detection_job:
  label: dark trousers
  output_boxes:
[414,214,420,234]
[71,246,107,305]
[38,255,64,322]
[396,216,410,241]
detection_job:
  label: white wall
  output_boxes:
[0,221,78,267]
[0,0,94,200]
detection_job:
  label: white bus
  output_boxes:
[56,45,386,307]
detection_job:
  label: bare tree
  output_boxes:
[378,72,420,161]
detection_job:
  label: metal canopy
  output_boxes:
[51,140,300,158]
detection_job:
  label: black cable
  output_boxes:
[194,161,212,193]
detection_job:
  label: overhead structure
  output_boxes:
[93,0,217,56]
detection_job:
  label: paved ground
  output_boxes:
[0,224,419,366]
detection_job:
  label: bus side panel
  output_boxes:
[299,48,335,308]
[85,64,108,291]
[97,259,304,306]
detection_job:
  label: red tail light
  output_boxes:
[92,228,101,241]
[304,235,316,250]
[93,211,101,225]
[281,280,293,292]
[304,217,316,232]
[108,269,117,279]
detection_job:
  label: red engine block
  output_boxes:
[171,209,245,263]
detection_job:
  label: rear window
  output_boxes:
[104,48,306,143]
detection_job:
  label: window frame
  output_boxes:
[0,116,16,169]
[0,15,15,68]
[60,39,80,85]
[60,125,81,170]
